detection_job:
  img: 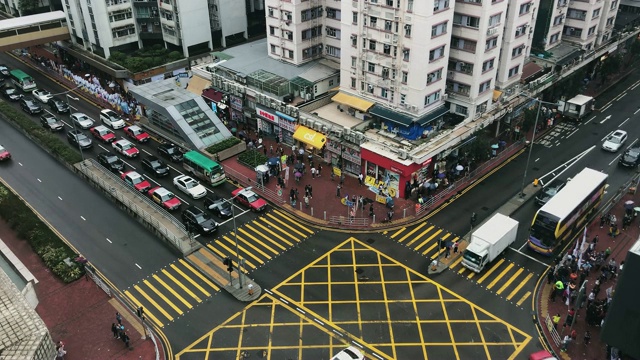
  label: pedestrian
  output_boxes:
[311,167,316,178]
[111,323,119,338]
[336,184,341,197]
[444,246,451,259]
[263,145,267,155]
[358,173,364,185]
[248,283,254,296]
[561,334,571,352]
[340,174,345,185]
[330,170,335,181]
[275,135,280,144]
[304,195,310,208]
[56,344,67,360]
[116,312,122,325]
[600,214,606,228]
[563,308,575,328]
[387,210,393,221]
[552,313,561,330]
[584,330,591,345]
[453,242,459,254]
[122,333,130,348]
[305,184,310,197]
[269,145,274,155]
[547,270,555,285]
[308,184,313,197]
[317,164,322,176]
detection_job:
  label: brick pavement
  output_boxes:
[0,219,160,360]
[536,189,640,360]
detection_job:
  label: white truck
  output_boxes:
[461,213,519,273]
[557,94,594,121]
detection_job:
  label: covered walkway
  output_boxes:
[0,11,69,52]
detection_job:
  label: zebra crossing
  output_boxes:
[124,209,315,328]
[387,223,534,308]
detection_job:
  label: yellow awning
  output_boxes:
[331,92,374,112]
[493,90,503,102]
[186,76,211,96]
[293,126,326,149]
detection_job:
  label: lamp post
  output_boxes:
[65,94,84,161]
[228,186,252,289]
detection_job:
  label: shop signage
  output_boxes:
[230,95,243,111]
[390,166,404,175]
[256,106,278,124]
[422,158,433,167]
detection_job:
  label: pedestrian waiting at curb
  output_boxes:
[111,323,119,338]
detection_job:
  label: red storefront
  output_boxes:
[360,147,424,199]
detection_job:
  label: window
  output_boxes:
[383,44,391,54]
[449,59,474,74]
[381,88,388,98]
[301,6,323,22]
[352,12,358,24]
[382,67,390,79]
[565,27,583,36]
[455,105,468,115]
[284,31,293,40]
[268,7,275,17]
[405,24,412,37]
[287,50,293,59]
[515,24,527,37]
[424,91,441,106]
[508,65,520,77]
[407,0,414,11]
[476,102,487,114]
[369,39,377,51]
[431,22,447,37]
[482,58,494,72]
[434,0,449,12]
[606,16,614,26]
[567,9,587,20]
[351,78,356,88]
[370,16,378,27]
[301,26,322,40]
[403,48,410,61]
[351,34,357,47]
[351,56,356,67]
[270,44,278,53]
[488,13,502,28]
[485,37,498,51]
[588,26,596,35]
[282,11,292,21]
[109,9,133,22]
[549,32,560,44]
[611,0,617,10]
[329,80,334,87]
[326,27,339,38]
[385,20,393,31]
[519,2,532,15]
[367,83,374,93]
[479,80,491,93]
[427,69,442,84]
[592,8,600,18]
[512,45,524,58]
[326,8,340,20]
[269,26,276,36]
[326,45,340,57]
[368,62,376,72]
[553,15,563,26]
[112,25,135,38]
[451,37,477,52]
[429,45,445,61]
[453,13,480,28]
[302,45,322,59]
[400,94,406,105]
[402,71,408,83]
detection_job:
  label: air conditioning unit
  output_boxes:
[314,122,322,131]
[322,125,328,133]
[411,105,418,112]
[487,27,498,36]
[299,117,308,126]
[442,94,449,101]
[398,151,408,160]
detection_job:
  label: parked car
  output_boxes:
[112,139,139,158]
[70,112,95,129]
[181,206,218,235]
[535,180,567,206]
[19,97,43,114]
[602,130,628,152]
[121,171,151,193]
[141,156,169,177]
[48,97,69,114]
[231,187,267,212]
[97,152,124,173]
[173,175,207,199]
[148,186,181,211]
[33,89,52,103]
[619,147,640,168]
[90,125,116,143]
[0,145,11,161]
[331,347,364,360]
[0,64,9,76]
[158,143,183,162]
[204,194,233,218]
[100,109,126,129]
[124,125,150,143]
[40,114,64,132]
[2,87,22,101]
[66,129,93,149]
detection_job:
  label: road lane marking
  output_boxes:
[602,130,614,141]
[609,154,622,166]
[635,108,640,115]
[476,259,505,284]
[249,222,294,246]
[153,274,192,309]
[142,149,152,155]
[58,196,62,200]
[80,216,86,221]
[220,235,268,263]
[601,104,612,112]
[414,229,443,252]
[584,116,595,124]
[619,118,630,127]
[239,227,285,252]
[510,247,551,267]
[507,273,534,301]
[18,162,23,166]
[122,160,136,169]
[99,144,109,151]
[217,209,250,225]
[566,129,579,138]
[106,238,112,243]
[496,267,524,295]
[534,158,539,162]
[616,93,627,101]
[133,285,174,321]
[124,290,163,328]
[37,178,41,182]
[135,263,142,269]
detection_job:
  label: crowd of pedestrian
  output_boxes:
[112,312,131,349]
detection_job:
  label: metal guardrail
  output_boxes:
[85,267,111,297]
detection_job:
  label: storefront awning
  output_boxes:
[369,105,413,127]
[416,105,449,126]
[186,76,211,96]
[331,92,374,112]
[293,126,326,149]
[492,90,503,102]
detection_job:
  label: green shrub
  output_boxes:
[238,149,269,169]
[205,137,242,154]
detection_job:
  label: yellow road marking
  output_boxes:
[250,222,295,246]
[414,229,443,251]
[405,225,434,247]
[266,213,308,237]
[477,259,505,284]
[143,279,183,315]
[507,273,534,301]
[153,274,192,309]
[260,218,300,242]
[162,269,202,302]
[133,285,174,321]
[390,227,407,239]
[486,263,514,290]
[212,240,258,268]
[397,222,427,243]
[124,290,164,328]
[272,209,314,234]
[429,235,459,258]
[222,235,268,263]
[496,268,524,295]
[237,229,280,255]
[449,256,464,269]
[243,225,287,250]
[178,259,219,292]
[467,271,476,279]
[517,291,532,306]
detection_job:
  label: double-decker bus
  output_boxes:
[182,150,226,186]
[9,69,36,92]
[528,167,608,255]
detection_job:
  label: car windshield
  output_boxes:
[132,128,143,135]
[122,143,133,150]
[627,149,640,157]
[160,193,174,202]
[151,160,162,168]
[0,146,5,152]
[166,147,178,154]
[97,128,108,135]
[77,134,88,141]
[131,176,143,185]
[7,88,16,94]
[185,179,198,188]
[463,251,482,265]
[107,156,119,163]
[246,194,259,203]
[194,214,208,223]
[544,186,561,196]
[46,117,57,123]
[608,136,622,144]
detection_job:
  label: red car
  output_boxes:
[89,125,116,143]
[148,186,181,210]
[124,125,150,143]
[112,139,139,158]
[231,188,267,212]
[121,171,151,193]
[0,145,10,161]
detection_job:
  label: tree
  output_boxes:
[521,106,538,133]
[599,55,622,84]
[18,0,44,14]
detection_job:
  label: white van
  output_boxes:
[100,109,126,129]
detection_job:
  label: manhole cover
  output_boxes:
[367,238,375,244]
[355,268,364,274]
[481,206,489,211]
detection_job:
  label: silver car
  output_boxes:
[70,112,95,129]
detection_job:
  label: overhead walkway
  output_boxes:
[0,11,69,52]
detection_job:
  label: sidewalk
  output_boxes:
[535,188,640,360]
[0,219,159,360]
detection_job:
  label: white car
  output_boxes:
[100,109,126,129]
[331,347,364,360]
[33,89,53,103]
[70,112,95,129]
[602,130,628,152]
[173,175,207,199]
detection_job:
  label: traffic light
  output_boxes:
[136,306,144,318]
[470,212,477,226]
[223,257,233,272]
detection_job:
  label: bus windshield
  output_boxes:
[531,216,557,246]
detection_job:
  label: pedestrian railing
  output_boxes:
[224,165,286,205]
[328,216,369,227]
[85,266,111,297]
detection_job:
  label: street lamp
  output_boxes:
[228,186,252,289]
[65,94,84,161]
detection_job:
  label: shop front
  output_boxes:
[229,95,244,128]
[292,125,326,152]
[276,111,296,145]
[360,147,421,200]
[256,105,279,136]
[325,137,361,176]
